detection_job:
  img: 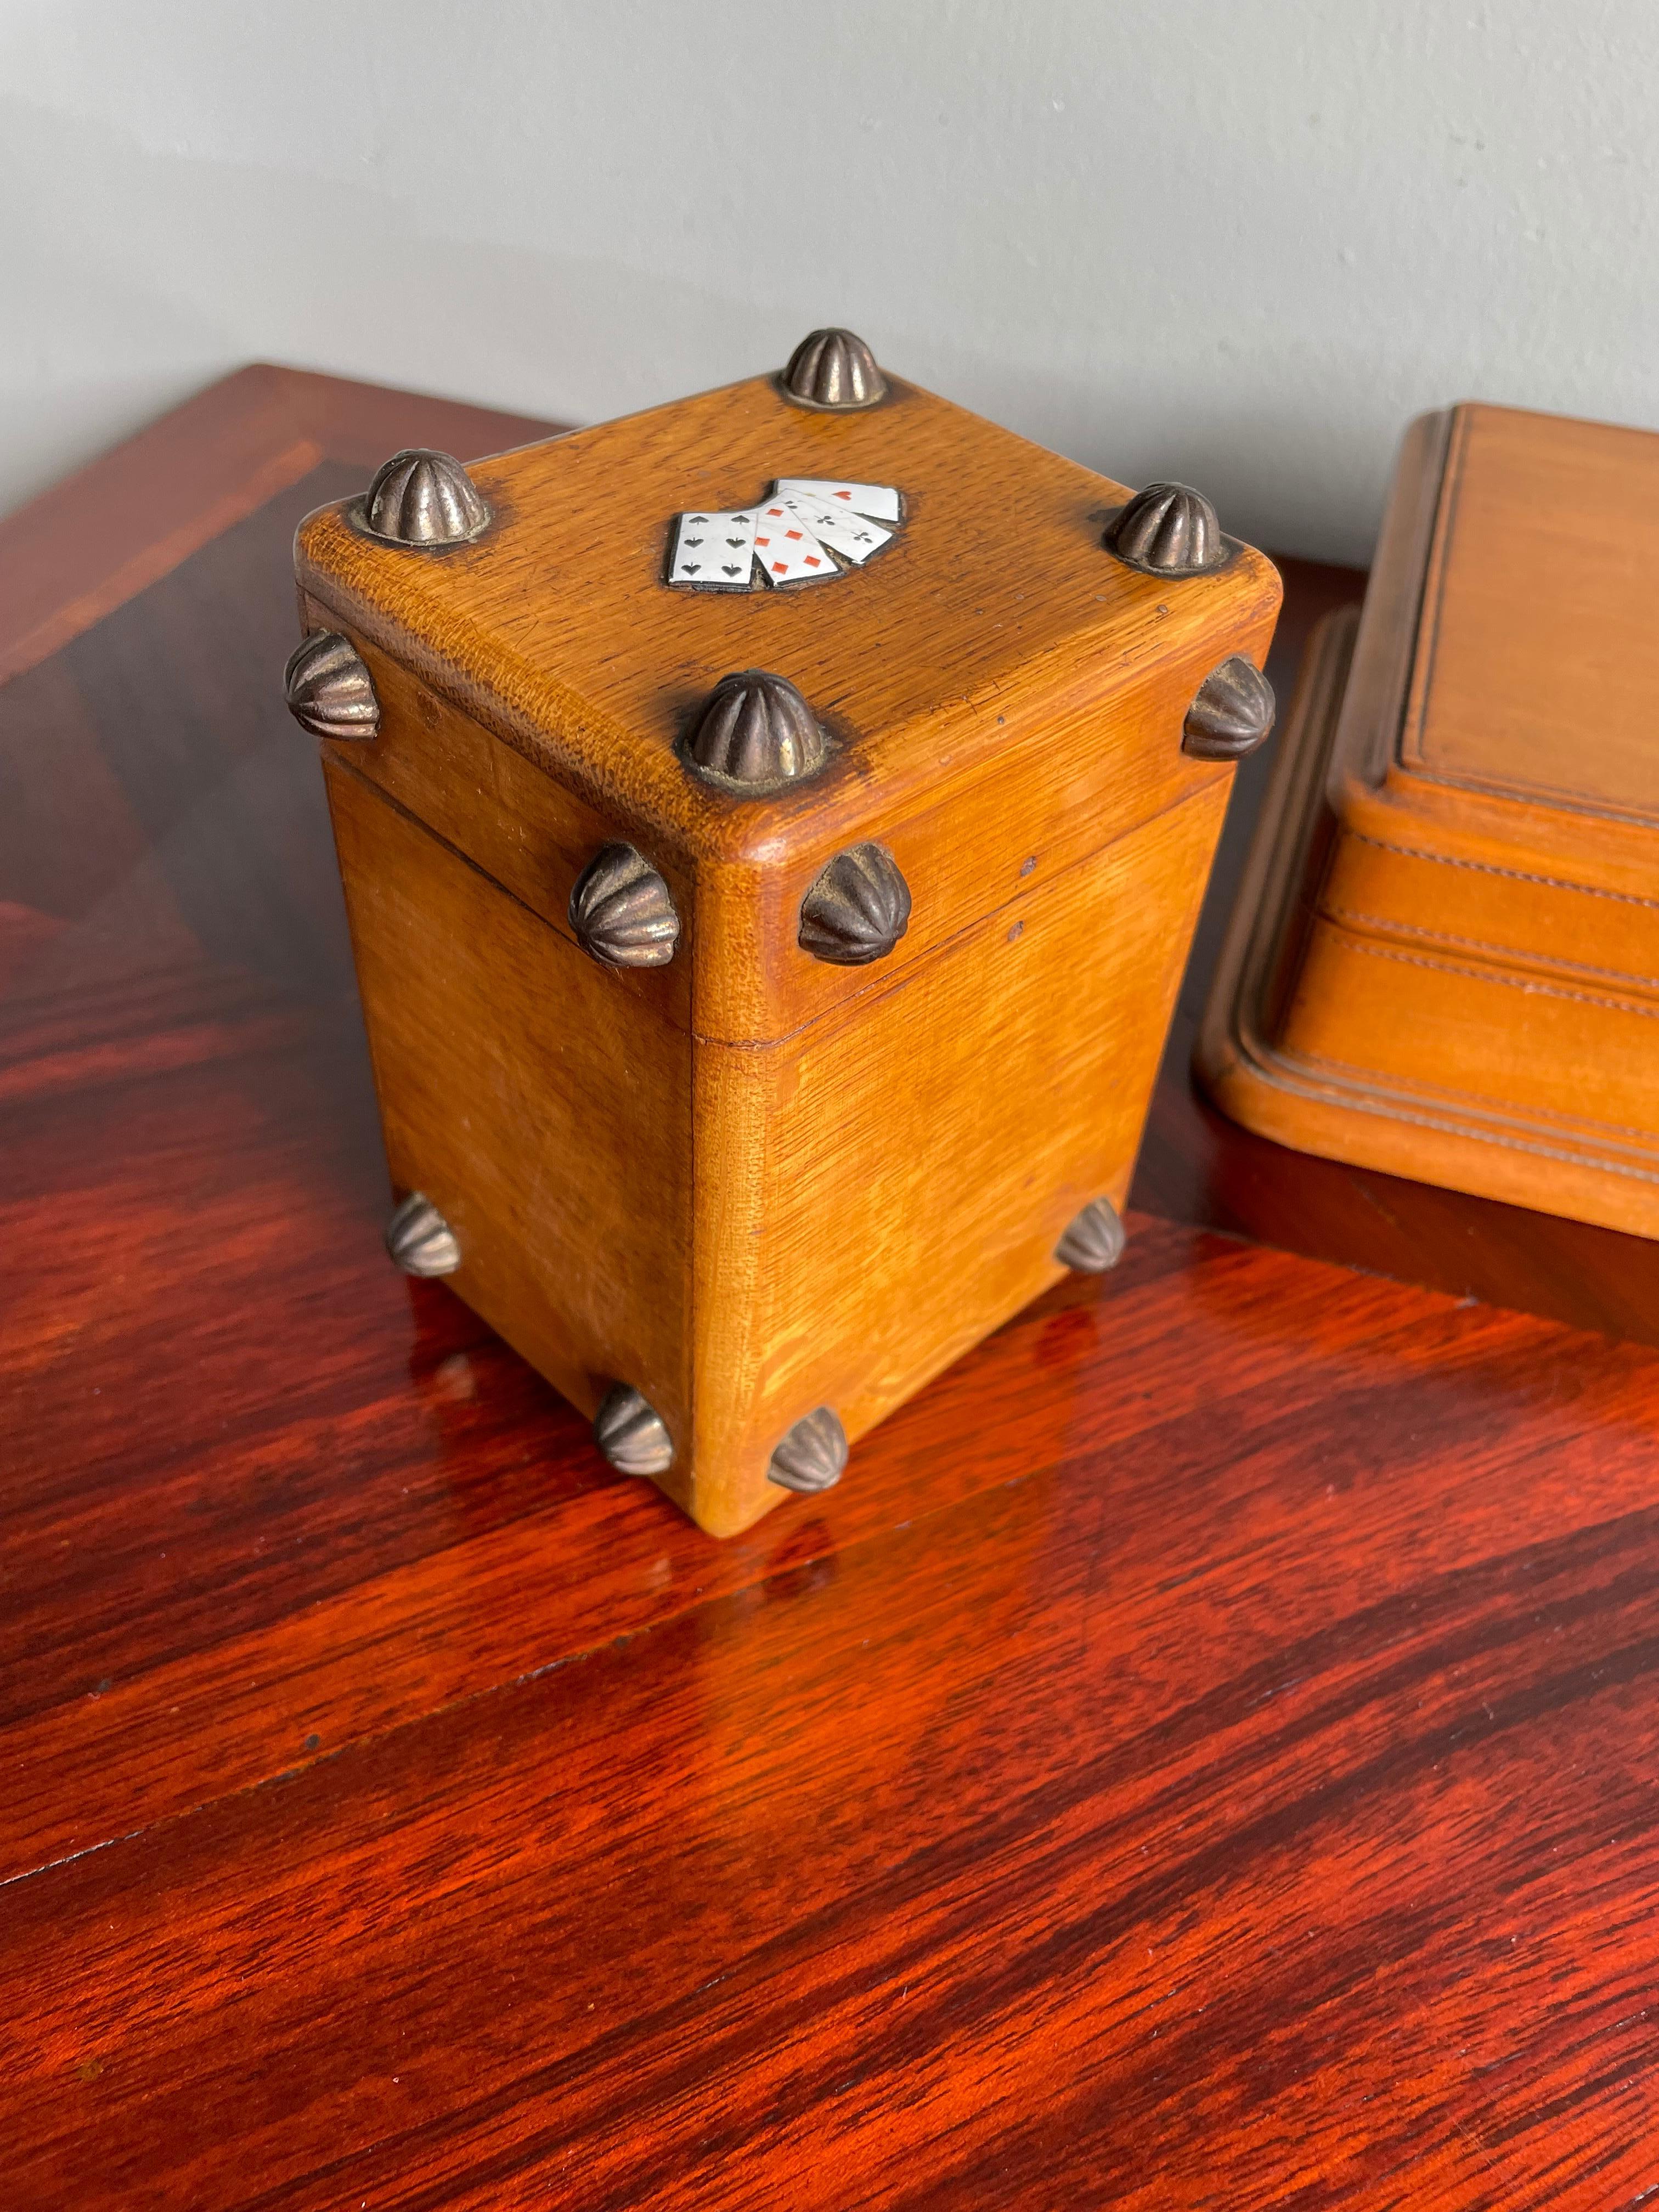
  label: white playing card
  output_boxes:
[668,507,758,588]
[752,502,837,585]
[772,478,901,523]
[778,491,893,565]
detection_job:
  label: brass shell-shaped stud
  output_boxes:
[284,631,380,741]
[780,328,888,411]
[568,844,681,968]
[385,1192,460,1277]
[767,1407,849,1494]
[362,448,492,546]
[1183,656,1277,761]
[798,843,912,966]
[1056,1197,1127,1273]
[686,669,827,791]
[1103,482,1225,577]
[594,1384,674,1477]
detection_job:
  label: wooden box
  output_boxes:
[1202,401,1659,1243]
[285,332,1280,1534]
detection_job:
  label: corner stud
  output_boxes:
[1103,482,1225,577]
[780,328,888,411]
[767,1407,849,1494]
[284,631,380,741]
[798,843,912,966]
[361,448,492,546]
[685,669,827,792]
[594,1384,674,1477]
[1183,656,1276,761]
[569,844,681,968]
[1056,1198,1126,1273]
[386,1192,460,1277]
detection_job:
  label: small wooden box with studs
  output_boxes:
[286,330,1280,1534]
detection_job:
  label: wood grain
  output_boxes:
[303,612,694,1029]
[0,362,558,686]
[299,365,1277,1530]
[1199,403,1659,1242]
[9,365,1659,2209]
[293,373,1280,888]
[324,699,1230,1533]
[323,754,696,1485]
[687,779,1228,1532]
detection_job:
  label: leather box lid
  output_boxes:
[1200,402,1659,1243]
[1403,406,1659,821]
[292,371,1279,874]
[1335,401,1659,922]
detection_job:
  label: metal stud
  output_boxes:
[1103,482,1225,577]
[360,448,492,546]
[767,1407,849,1494]
[798,843,912,966]
[385,1192,460,1277]
[283,631,380,741]
[685,669,827,791]
[594,1384,674,1477]
[568,843,681,968]
[780,328,888,411]
[1183,656,1276,761]
[1055,1198,1126,1273]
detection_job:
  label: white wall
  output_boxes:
[3,0,1657,563]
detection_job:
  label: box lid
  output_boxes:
[1200,399,1659,1243]
[1334,401,1659,924]
[294,370,1278,873]
[1402,406,1659,820]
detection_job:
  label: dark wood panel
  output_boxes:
[0,363,560,684]
[10,1221,1659,2209]
[6,369,1659,2211]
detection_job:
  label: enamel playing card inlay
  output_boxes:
[666,479,901,591]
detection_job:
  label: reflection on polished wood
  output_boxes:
[6,369,1659,2209]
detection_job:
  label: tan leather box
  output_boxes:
[285,332,1279,1534]
[1201,400,1659,1240]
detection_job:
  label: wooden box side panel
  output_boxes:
[324,759,696,1502]
[691,783,1229,1536]
[302,597,694,1034]
[299,586,1279,1050]
[695,594,1278,1044]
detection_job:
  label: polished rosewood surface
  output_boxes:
[5,369,1658,2210]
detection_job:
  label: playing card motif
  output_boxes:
[771,478,902,523]
[777,491,893,565]
[753,501,837,585]
[665,478,901,591]
[668,507,759,589]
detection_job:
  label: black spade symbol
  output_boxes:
[684,536,703,547]
[722,563,741,575]
[682,561,702,574]
[687,515,708,523]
